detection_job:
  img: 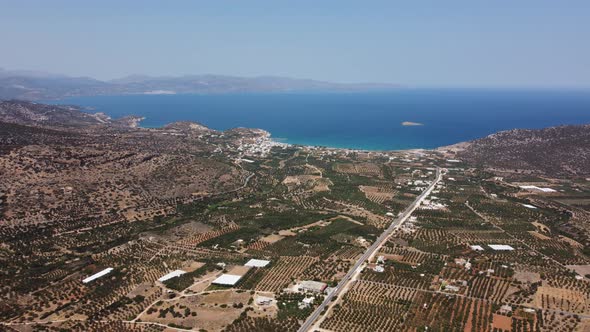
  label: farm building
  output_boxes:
[374,265,385,273]
[470,245,484,251]
[499,305,513,314]
[245,259,271,267]
[82,267,113,284]
[212,274,242,286]
[299,280,328,293]
[255,296,274,306]
[158,270,186,282]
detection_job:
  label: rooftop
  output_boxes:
[488,244,515,251]
[82,268,113,284]
[158,270,186,282]
[299,280,328,292]
[245,258,271,268]
[212,274,242,286]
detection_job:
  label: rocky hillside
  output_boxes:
[0,100,141,129]
[441,124,590,178]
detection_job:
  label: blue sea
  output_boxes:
[51,89,590,150]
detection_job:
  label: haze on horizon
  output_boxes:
[1,0,589,88]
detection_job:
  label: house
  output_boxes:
[299,297,315,309]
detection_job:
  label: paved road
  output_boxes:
[298,167,442,332]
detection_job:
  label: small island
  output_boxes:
[401,121,424,126]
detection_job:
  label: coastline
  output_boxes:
[46,90,590,153]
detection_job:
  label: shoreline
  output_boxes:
[125,117,444,153]
[44,91,590,154]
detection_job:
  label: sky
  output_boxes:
[0,0,589,88]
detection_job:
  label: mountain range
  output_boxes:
[0,68,399,100]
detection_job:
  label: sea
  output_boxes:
[50,89,590,151]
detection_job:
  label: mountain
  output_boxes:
[0,70,399,100]
[0,68,69,79]
[440,124,590,178]
[0,75,111,100]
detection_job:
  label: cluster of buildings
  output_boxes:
[419,197,447,210]
[237,134,289,158]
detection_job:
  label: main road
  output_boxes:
[298,167,443,332]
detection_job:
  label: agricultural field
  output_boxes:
[317,165,590,332]
[1,110,589,332]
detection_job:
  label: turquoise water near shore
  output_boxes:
[52,89,590,150]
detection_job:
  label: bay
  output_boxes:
[52,89,590,150]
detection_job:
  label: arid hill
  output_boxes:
[441,124,590,178]
[0,100,259,233]
[0,100,146,129]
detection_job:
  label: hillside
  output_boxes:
[441,124,590,177]
[0,100,143,129]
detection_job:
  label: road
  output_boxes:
[298,167,443,332]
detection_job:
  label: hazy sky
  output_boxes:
[1,1,589,87]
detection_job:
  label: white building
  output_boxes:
[488,244,515,251]
[245,259,271,268]
[158,270,186,282]
[299,297,315,309]
[212,274,242,286]
[255,296,274,306]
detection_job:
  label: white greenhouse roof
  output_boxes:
[82,268,113,284]
[245,259,271,267]
[519,185,556,193]
[212,274,242,286]
[158,270,186,282]
[488,244,515,251]
[470,245,484,251]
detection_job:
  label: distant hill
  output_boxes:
[440,124,590,178]
[0,100,141,128]
[0,70,399,100]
